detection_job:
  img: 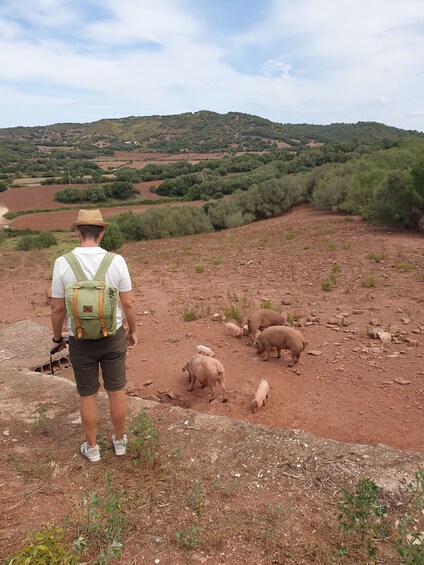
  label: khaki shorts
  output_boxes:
[69,326,127,396]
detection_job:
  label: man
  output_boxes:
[51,209,137,462]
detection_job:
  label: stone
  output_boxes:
[394,378,411,385]
[369,326,385,339]
[401,316,411,324]
[377,331,392,343]
[212,313,221,321]
[352,309,365,315]
[307,350,323,356]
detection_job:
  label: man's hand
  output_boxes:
[50,338,68,355]
[127,331,137,349]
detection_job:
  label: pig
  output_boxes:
[247,308,288,345]
[196,345,215,357]
[251,379,269,412]
[225,322,244,338]
[255,326,307,365]
[182,354,228,402]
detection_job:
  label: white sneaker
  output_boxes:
[80,442,100,462]
[112,434,127,456]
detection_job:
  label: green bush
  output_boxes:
[102,223,124,250]
[15,232,57,251]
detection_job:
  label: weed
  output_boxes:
[194,263,204,273]
[182,302,211,321]
[182,309,199,322]
[332,263,341,274]
[337,477,389,560]
[3,525,79,564]
[176,525,199,548]
[176,480,204,549]
[285,231,295,240]
[258,236,269,245]
[368,251,387,262]
[361,276,377,288]
[32,405,49,432]
[209,255,222,266]
[183,245,192,255]
[321,279,333,291]
[393,470,424,565]
[328,242,337,250]
[287,312,302,325]
[303,242,311,250]
[77,473,126,561]
[261,299,282,313]
[342,240,352,250]
[393,262,414,271]
[127,407,159,463]
[222,291,248,325]
[223,304,243,325]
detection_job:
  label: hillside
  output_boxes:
[0,111,423,154]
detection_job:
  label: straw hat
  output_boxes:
[73,209,108,228]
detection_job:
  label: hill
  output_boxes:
[0,111,423,154]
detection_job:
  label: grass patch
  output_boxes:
[261,299,282,313]
[361,276,377,288]
[321,279,333,291]
[182,302,211,322]
[393,262,414,271]
[368,251,387,262]
[194,263,204,273]
[303,242,311,250]
[285,231,295,240]
[209,255,223,266]
[328,242,337,250]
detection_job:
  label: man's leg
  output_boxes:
[80,393,99,447]
[107,389,127,440]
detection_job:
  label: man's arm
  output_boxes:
[51,297,67,349]
[120,290,137,348]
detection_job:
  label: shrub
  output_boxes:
[15,232,57,251]
[102,223,124,250]
[4,525,78,564]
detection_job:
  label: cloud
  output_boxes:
[0,0,423,129]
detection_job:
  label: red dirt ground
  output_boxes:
[0,181,163,213]
[1,205,423,453]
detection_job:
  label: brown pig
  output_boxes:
[247,308,288,345]
[255,326,306,365]
[182,354,228,402]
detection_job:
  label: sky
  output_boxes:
[0,0,424,131]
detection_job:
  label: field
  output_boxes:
[1,206,423,452]
[0,191,424,565]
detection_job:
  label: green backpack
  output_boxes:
[64,252,118,340]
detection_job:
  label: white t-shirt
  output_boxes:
[51,246,133,336]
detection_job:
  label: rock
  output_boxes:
[377,331,392,343]
[352,309,365,315]
[405,339,419,346]
[307,350,323,356]
[394,378,411,385]
[212,313,221,321]
[369,326,385,339]
[412,328,422,334]
[369,317,380,326]
[328,317,341,326]
[143,380,153,386]
[401,316,411,324]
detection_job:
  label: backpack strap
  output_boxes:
[63,252,86,282]
[94,252,116,281]
[95,253,116,338]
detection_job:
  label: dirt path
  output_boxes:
[0,205,9,225]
